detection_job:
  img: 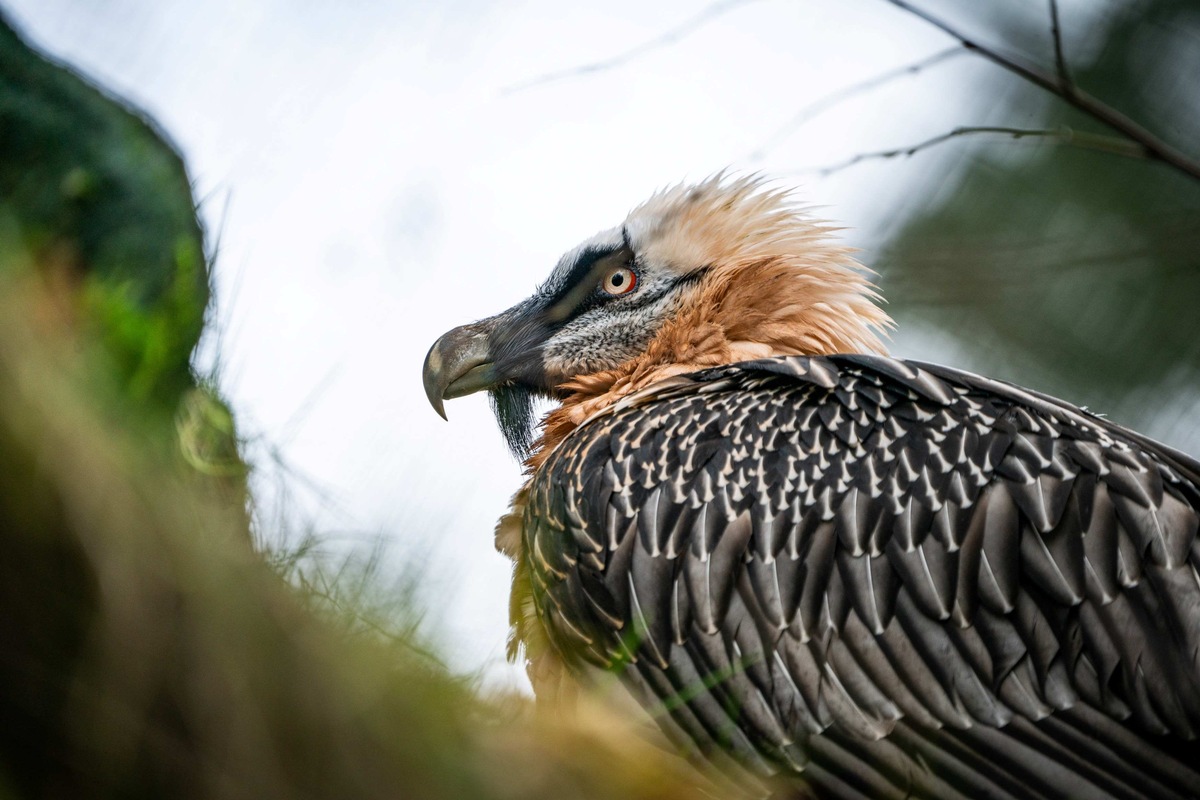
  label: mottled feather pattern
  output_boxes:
[523,355,1200,799]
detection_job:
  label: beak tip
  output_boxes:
[422,347,449,420]
[423,377,450,420]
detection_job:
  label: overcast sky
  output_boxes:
[6,0,1027,687]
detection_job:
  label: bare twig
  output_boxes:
[502,0,762,94]
[1048,0,1074,91]
[748,46,965,161]
[882,0,1200,183]
[792,125,1147,177]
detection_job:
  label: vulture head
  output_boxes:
[423,176,892,454]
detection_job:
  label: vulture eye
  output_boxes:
[601,267,638,296]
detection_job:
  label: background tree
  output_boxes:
[872,0,1200,454]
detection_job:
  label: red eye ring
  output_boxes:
[601,267,638,296]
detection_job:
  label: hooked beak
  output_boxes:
[422,321,502,420]
[423,246,634,419]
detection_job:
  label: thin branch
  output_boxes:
[748,46,965,161]
[881,0,1200,183]
[793,125,1147,177]
[1048,0,1074,91]
[502,0,762,94]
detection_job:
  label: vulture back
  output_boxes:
[523,354,1200,799]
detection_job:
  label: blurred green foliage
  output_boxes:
[0,10,247,517]
[0,12,207,415]
[878,0,1200,452]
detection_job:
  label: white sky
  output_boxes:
[6,0,1057,688]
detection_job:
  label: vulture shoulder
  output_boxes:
[522,354,1200,800]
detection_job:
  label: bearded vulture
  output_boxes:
[422,176,1200,799]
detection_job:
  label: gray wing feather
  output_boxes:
[525,354,1200,798]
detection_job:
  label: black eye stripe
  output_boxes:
[543,245,633,308]
[540,234,706,326]
[539,244,635,325]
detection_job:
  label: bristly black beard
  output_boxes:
[489,383,538,460]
